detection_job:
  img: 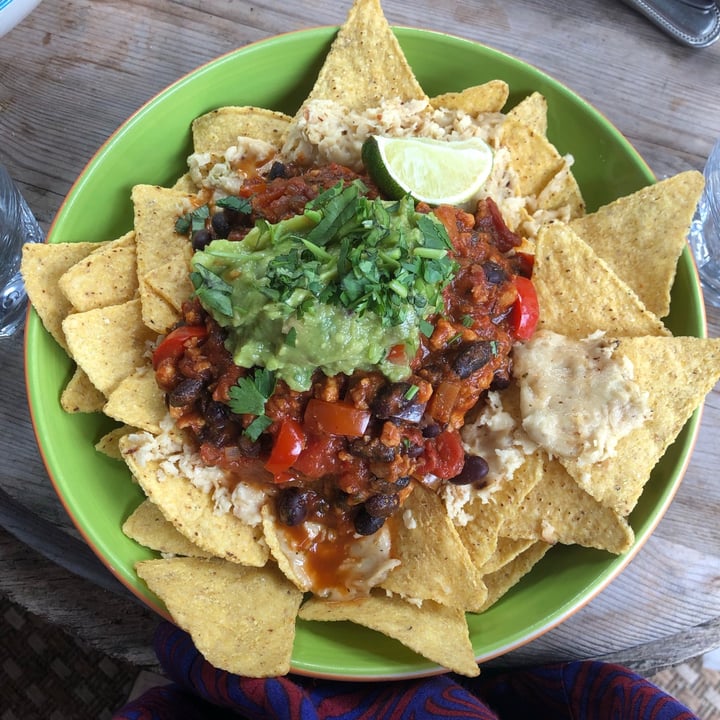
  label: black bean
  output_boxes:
[168,378,204,407]
[422,422,442,439]
[211,211,231,239]
[267,161,288,180]
[393,476,411,489]
[449,455,490,485]
[365,493,399,518]
[452,341,494,379]
[348,437,396,462]
[371,382,426,423]
[276,487,309,526]
[191,228,213,251]
[403,441,424,458]
[490,370,511,391]
[203,399,231,425]
[353,506,385,535]
[482,261,507,284]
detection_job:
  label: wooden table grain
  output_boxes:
[1,0,719,674]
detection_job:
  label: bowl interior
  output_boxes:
[25,26,705,680]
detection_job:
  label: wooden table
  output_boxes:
[1,0,719,675]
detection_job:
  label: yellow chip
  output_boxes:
[21,241,106,350]
[58,231,138,312]
[120,433,269,567]
[569,171,705,318]
[499,116,566,199]
[136,557,303,677]
[299,591,479,677]
[171,173,198,193]
[478,541,551,612]
[507,91,548,136]
[131,184,197,333]
[62,298,156,396]
[430,79,509,115]
[192,106,292,154]
[103,366,167,434]
[535,162,585,220]
[477,537,535,575]
[123,499,213,558]
[501,454,635,554]
[95,425,137,460]
[296,0,427,113]
[454,449,543,571]
[380,484,488,611]
[533,222,670,338]
[260,505,310,591]
[143,258,193,313]
[61,367,106,413]
[562,336,720,516]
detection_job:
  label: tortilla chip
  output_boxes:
[296,0,427,113]
[260,505,311,591]
[431,79,509,115]
[58,231,137,312]
[131,184,197,333]
[123,499,213,557]
[536,162,585,220]
[61,367,106,413]
[499,116,566,198]
[21,241,106,350]
[62,298,156,396]
[507,91,548,136]
[478,537,535,575]
[171,173,198,193]
[562,336,720,516]
[502,454,635,554]
[120,434,269,567]
[454,450,543,571]
[533,222,670,338]
[143,258,193,313]
[299,591,479,677]
[380,484,487,611]
[95,425,136,460]
[478,541,551,612]
[192,106,292,154]
[569,171,705,318]
[103,366,166,434]
[136,557,302,677]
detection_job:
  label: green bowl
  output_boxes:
[25,26,705,680]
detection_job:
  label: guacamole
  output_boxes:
[190,181,456,391]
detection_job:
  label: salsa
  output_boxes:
[153,161,536,586]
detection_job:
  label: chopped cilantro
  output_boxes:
[216,195,252,214]
[228,368,276,416]
[175,205,209,235]
[257,181,457,328]
[190,264,233,317]
[228,369,276,440]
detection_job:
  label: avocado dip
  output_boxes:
[190,180,457,391]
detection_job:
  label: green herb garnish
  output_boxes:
[190,264,233,317]
[228,369,276,440]
[216,195,252,214]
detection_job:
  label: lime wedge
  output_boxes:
[361,135,494,206]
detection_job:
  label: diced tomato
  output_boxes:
[265,419,306,476]
[293,434,344,478]
[386,343,407,365]
[420,430,465,480]
[152,325,208,369]
[510,275,539,341]
[303,399,371,437]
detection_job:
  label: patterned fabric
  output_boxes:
[113,621,700,720]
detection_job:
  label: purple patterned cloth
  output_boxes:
[113,622,699,720]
